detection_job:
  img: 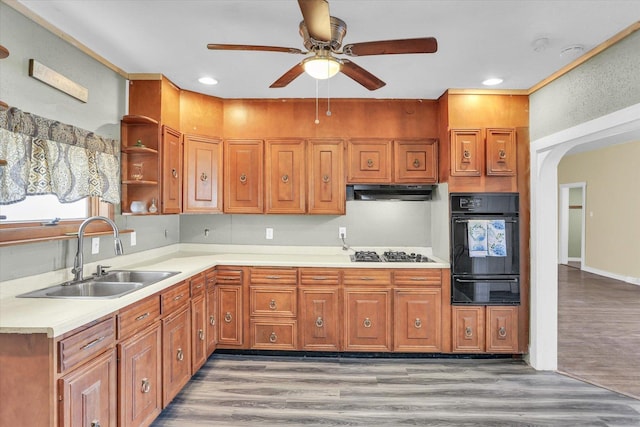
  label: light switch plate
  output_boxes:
[91,237,100,254]
[130,231,137,246]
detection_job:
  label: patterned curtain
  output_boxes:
[0,107,120,204]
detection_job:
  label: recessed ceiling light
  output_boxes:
[198,76,218,85]
[482,78,503,86]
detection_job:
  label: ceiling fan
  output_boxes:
[207,0,438,91]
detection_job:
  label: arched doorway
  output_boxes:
[528,102,640,370]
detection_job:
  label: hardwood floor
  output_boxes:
[558,264,640,400]
[153,354,640,426]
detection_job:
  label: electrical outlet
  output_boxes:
[130,231,137,246]
[266,228,274,240]
[91,237,100,254]
[339,227,347,239]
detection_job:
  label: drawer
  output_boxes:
[58,317,116,374]
[161,281,190,315]
[394,269,442,286]
[250,319,297,350]
[343,269,392,286]
[250,268,297,285]
[216,268,243,285]
[205,268,216,290]
[190,272,206,297]
[299,269,340,286]
[117,296,161,339]
[250,286,297,317]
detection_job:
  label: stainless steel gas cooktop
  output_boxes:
[350,250,435,263]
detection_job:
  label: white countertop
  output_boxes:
[0,244,449,338]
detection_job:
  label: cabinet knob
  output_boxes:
[269,332,277,343]
[322,174,330,183]
[269,299,277,310]
[498,149,507,159]
[281,174,289,183]
[315,316,324,328]
[141,378,151,394]
[498,326,507,338]
[239,173,247,184]
[367,158,374,168]
[209,315,216,326]
[413,158,420,168]
[91,421,101,427]
[172,168,178,178]
[465,326,473,338]
[176,348,184,361]
[463,150,471,159]
[414,318,422,329]
[363,317,372,328]
[200,172,208,182]
[199,329,205,341]
[224,312,233,323]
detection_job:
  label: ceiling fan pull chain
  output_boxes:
[326,72,332,117]
[315,78,320,124]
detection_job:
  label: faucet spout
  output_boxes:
[71,216,124,282]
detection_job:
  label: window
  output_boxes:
[0,195,88,223]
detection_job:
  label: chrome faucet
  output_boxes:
[71,216,124,282]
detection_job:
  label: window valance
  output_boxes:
[0,106,120,205]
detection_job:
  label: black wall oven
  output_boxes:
[450,193,520,305]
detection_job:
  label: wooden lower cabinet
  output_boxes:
[393,288,442,352]
[344,287,392,351]
[58,349,117,427]
[217,284,243,347]
[191,294,207,373]
[206,285,217,356]
[250,319,298,350]
[299,286,340,351]
[117,323,162,427]
[161,306,191,407]
[452,306,518,353]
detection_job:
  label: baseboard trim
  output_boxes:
[582,265,640,286]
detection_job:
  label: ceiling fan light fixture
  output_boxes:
[303,52,342,80]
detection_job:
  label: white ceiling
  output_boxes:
[15,0,640,99]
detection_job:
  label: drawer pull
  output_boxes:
[141,378,151,394]
[363,318,372,328]
[173,294,184,301]
[315,317,324,328]
[176,348,184,361]
[281,174,289,183]
[91,421,101,427]
[413,158,420,168]
[269,332,277,343]
[239,173,247,184]
[498,326,507,338]
[265,275,281,279]
[198,329,205,341]
[224,312,233,323]
[322,174,330,183]
[414,318,422,329]
[81,335,106,351]
[410,277,427,281]
[269,299,277,310]
[465,326,473,338]
[135,312,150,322]
[360,277,375,281]
[209,315,216,326]
[311,276,328,280]
[367,158,374,168]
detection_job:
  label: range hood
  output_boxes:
[347,184,433,201]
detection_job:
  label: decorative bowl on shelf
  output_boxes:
[130,200,146,213]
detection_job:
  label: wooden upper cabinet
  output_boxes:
[183,134,223,213]
[486,128,516,176]
[450,129,482,177]
[393,139,438,183]
[224,140,264,213]
[308,139,345,215]
[265,139,306,214]
[347,139,393,183]
[161,126,182,214]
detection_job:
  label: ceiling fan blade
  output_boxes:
[207,43,305,55]
[340,59,386,91]
[298,0,332,42]
[270,63,306,88]
[342,37,438,57]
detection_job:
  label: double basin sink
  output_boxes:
[18,270,180,299]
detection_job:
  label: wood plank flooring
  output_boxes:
[558,264,640,400]
[153,354,640,426]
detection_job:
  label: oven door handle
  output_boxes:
[456,278,518,283]
[454,219,518,223]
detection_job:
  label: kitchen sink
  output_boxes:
[17,270,180,299]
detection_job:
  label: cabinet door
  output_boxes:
[347,139,392,183]
[486,128,516,176]
[450,129,482,177]
[452,306,485,352]
[224,140,264,213]
[161,126,182,213]
[299,287,340,351]
[217,284,243,347]
[308,139,345,214]
[206,286,217,356]
[265,139,306,214]
[344,288,391,351]
[162,306,191,407]
[394,139,438,183]
[58,349,117,427]
[394,288,442,352]
[191,294,207,374]
[183,134,223,213]
[486,306,518,353]
[118,323,162,427]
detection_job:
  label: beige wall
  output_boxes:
[558,140,640,280]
